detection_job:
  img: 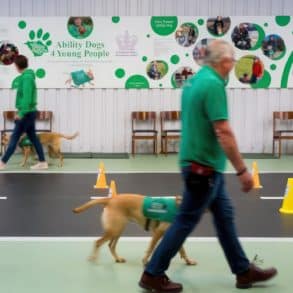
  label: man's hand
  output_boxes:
[238,171,254,193]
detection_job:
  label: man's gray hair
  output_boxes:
[204,40,235,65]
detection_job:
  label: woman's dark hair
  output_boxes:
[14,55,28,69]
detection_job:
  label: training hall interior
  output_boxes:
[0,0,293,292]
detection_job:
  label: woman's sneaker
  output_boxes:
[30,162,48,170]
[0,161,6,170]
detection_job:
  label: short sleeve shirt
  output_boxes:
[179,66,228,172]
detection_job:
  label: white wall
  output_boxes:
[1,0,293,153]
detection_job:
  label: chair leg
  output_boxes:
[131,138,135,157]
[278,139,281,158]
[164,137,168,156]
[272,138,275,156]
[160,137,163,154]
[154,137,157,155]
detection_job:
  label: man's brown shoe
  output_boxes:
[139,272,183,292]
[236,263,277,289]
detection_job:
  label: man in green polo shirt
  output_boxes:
[139,40,277,292]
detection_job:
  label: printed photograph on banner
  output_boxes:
[262,34,286,60]
[231,23,258,50]
[65,68,94,88]
[193,38,215,66]
[146,60,168,80]
[235,55,264,84]
[175,23,198,47]
[67,17,93,39]
[206,16,231,36]
[0,41,18,65]
[171,67,195,88]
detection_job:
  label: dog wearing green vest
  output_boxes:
[2,131,78,167]
[73,193,197,266]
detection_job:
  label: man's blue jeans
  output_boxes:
[145,166,250,276]
[2,111,45,163]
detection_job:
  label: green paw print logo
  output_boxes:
[25,28,52,57]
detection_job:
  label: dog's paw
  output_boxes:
[87,255,97,262]
[185,258,197,266]
[115,257,126,263]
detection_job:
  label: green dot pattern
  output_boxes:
[18,20,26,29]
[115,68,125,78]
[35,68,46,79]
[112,16,120,23]
[170,55,180,64]
[197,19,204,25]
[275,16,291,26]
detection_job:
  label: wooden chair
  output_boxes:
[131,111,158,155]
[1,110,53,154]
[36,111,53,132]
[160,111,181,154]
[273,111,293,157]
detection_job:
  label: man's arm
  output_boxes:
[213,120,253,192]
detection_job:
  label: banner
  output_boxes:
[0,16,292,89]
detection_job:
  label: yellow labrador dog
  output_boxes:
[73,193,197,266]
[2,132,78,167]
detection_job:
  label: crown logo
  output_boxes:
[116,30,138,51]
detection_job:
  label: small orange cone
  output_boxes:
[109,180,117,197]
[279,178,293,214]
[252,161,263,189]
[94,162,108,189]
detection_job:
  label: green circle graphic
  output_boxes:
[249,24,266,50]
[112,16,120,23]
[270,64,277,70]
[251,70,271,89]
[125,75,150,89]
[142,56,148,62]
[197,19,204,26]
[115,68,125,78]
[35,68,46,79]
[18,20,26,29]
[264,23,268,27]
[150,16,178,36]
[275,16,291,26]
[170,55,180,64]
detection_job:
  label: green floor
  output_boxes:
[2,153,293,172]
[0,240,290,293]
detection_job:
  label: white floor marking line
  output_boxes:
[0,170,292,174]
[0,237,293,242]
[261,197,283,200]
[0,196,7,200]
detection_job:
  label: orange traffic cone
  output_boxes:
[94,162,108,189]
[109,180,117,197]
[279,178,293,214]
[252,161,263,189]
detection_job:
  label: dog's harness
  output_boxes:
[142,197,178,229]
[19,136,33,147]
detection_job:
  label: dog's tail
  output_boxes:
[73,197,110,214]
[59,132,79,140]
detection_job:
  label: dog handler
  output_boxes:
[0,55,48,170]
[139,40,277,292]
